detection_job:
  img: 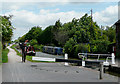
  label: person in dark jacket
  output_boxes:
[19,40,28,62]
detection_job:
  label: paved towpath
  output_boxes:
[7,45,22,63]
[2,45,118,82]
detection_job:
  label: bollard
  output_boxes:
[82,61,85,67]
[99,62,104,79]
[64,53,69,66]
[111,53,115,65]
[82,56,85,67]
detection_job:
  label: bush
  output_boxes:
[30,39,38,46]
[2,48,9,63]
[33,44,44,51]
[64,38,77,58]
[74,44,90,57]
[90,40,110,53]
[39,44,44,52]
[64,38,91,58]
[33,44,40,51]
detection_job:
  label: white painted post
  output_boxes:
[82,56,85,67]
[64,53,69,66]
[111,53,115,65]
[82,61,85,67]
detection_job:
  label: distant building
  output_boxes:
[114,20,120,57]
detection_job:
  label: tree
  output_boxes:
[30,39,38,46]
[25,26,42,41]
[74,43,90,58]
[37,25,54,45]
[64,38,77,57]
[0,15,14,49]
[17,13,115,58]
[90,39,110,53]
[52,27,69,46]
[104,26,116,43]
[19,26,42,42]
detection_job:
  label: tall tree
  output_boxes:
[25,26,42,41]
[0,15,14,49]
[37,25,54,45]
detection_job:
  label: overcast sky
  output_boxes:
[0,0,119,41]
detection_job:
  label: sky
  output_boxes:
[0,0,120,41]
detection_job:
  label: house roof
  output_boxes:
[115,19,120,25]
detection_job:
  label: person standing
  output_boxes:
[19,40,28,62]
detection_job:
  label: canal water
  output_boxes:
[16,49,64,59]
[36,52,64,59]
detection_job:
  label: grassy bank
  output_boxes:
[11,44,55,63]
[2,48,9,63]
[10,44,22,56]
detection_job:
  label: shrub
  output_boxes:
[90,40,110,53]
[64,38,91,58]
[64,38,77,58]
[33,44,44,51]
[74,43,90,57]
[30,39,38,46]
[39,44,44,52]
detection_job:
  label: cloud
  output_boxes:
[4,9,84,40]
[2,2,26,11]
[93,5,118,26]
[9,5,20,10]
[1,2,64,13]
[5,9,84,27]
[1,0,120,2]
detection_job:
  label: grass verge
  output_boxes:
[2,48,9,63]
[11,44,55,63]
[11,44,22,56]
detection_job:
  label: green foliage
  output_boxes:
[74,44,88,58]
[64,38,90,58]
[104,26,116,42]
[17,13,116,58]
[33,44,43,51]
[25,26,42,40]
[53,27,69,46]
[74,43,90,54]
[64,38,77,57]
[37,25,54,45]
[0,15,14,49]
[90,40,110,53]
[14,39,19,43]
[10,44,22,56]
[2,48,9,63]
[19,35,26,42]
[30,39,38,46]
[39,45,44,51]
[19,26,42,42]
